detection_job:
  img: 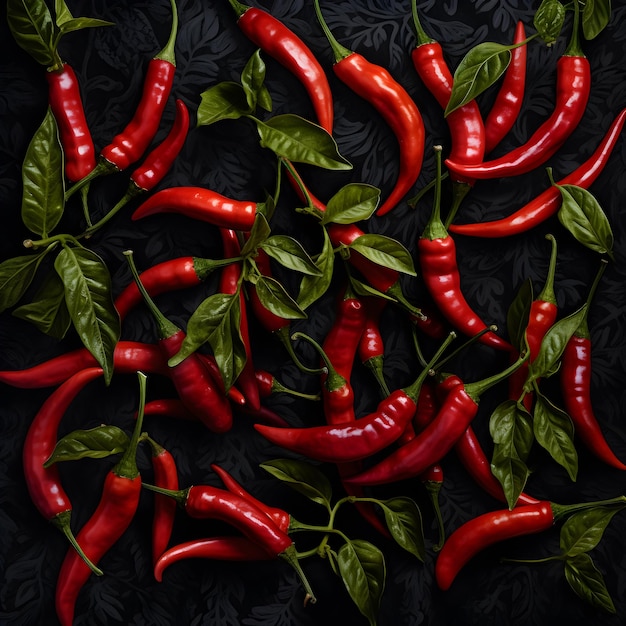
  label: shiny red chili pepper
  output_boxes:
[445,7,589,180]
[314,0,424,216]
[0,340,169,388]
[448,107,626,238]
[55,373,146,626]
[227,0,333,134]
[358,297,390,396]
[254,369,319,400]
[46,64,96,182]
[23,368,104,576]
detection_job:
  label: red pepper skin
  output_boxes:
[435,501,554,590]
[0,341,169,388]
[560,336,626,470]
[448,107,626,238]
[445,55,591,179]
[46,64,96,182]
[418,235,513,351]
[143,398,198,421]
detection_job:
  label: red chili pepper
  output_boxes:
[23,367,104,576]
[143,398,198,421]
[445,6,589,180]
[483,21,528,154]
[254,369,319,401]
[55,372,147,626]
[228,0,333,134]
[314,0,424,216]
[357,297,390,397]
[46,64,96,182]
[0,341,169,388]
[448,107,626,238]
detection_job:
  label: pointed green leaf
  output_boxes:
[348,234,416,275]
[0,252,48,313]
[261,235,321,276]
[348,276,397,302]
[533,0,566,45]
[582,0,611,40]
[321,183,380,225]
[507,278,533,352]
[43,425,129,466]
[560,506,624,557]
[240,213,271,257]
[254,275,306,320]
[58,17,115,36]
[196,82,250,126]
[54,0,73,26]
[7,0,57,67]
[297,228,335,310]
[241,49,271,112]
[564,553,616,614]
[377,497,425,560]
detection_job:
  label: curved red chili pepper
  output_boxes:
[448,107,626,238]
[357,297,390,397]
[23,367,104,575]
[314,0,424,216]
[254,369,319,400]
[46,64,96,182]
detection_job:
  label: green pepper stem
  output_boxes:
[142,481,189,504]
[565,0,584,58]
[364,355,391,398]
[407,171,450,208]
[464,353,528,401]
[280,544,317,605]
[64,158,117,201]
[52,511,104,576]
[114,371,147,479]
[444,181,471,229]
[432,326,493,371]
[82,184,143,238]
[424,480,445,552]
[574,259,608,340]
[291,331,345,391]
[551,495,626,522]
[537,234,558,305]
[269,375,321,401]
[313,0,353,62]
[155,0,178,66]
[227,0,250,19]
[411,0,435,46]
[421,146,448,241]
[274,326,326,375]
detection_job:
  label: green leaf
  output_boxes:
[0,252,48,313]
[348,276,397,302]
[240,213,271,257]
[241,49,271,112]
[348,234,417,275]
[54,246,120,386]
[12,269,71,339]
[261,235,321,276]
[557,184,614,259]
[53,0,73,27]
[21,107,65,237]
[533,0,566,45]
[255,114,352,170]
[564,553,616,614]
[533,392,578,481]
[445,42,511,116]
[253,275,307,319]
[260,458,333,508]
[43,425,129,466]
[560,506,624,557]
[297,228,335,310]
[582,0,611,40]
[321,183,380,225]
[58,17,115,36]
[507,278,533,352]
[337,539,385,626]
[377,497,425,560]
[7,0,58,68]
[196,82,250,126]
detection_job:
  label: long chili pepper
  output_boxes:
[560,261,626,470]
[55,372,147,626]
[483,21,528,154]
[146,437,179,567]
[448,107,626,238]
[419,147,513,352]
[219,228,261,411]
[255,369,320,401]
[143,482,316,603]
[313,0,425,216]
[358,297,390,397]
[445,3,589,180]
[124,250,233,433]
[23,367,104,576]
[435,496,626,590]
[0,341,169,388]
[227,0,333,134]
[346,354,527,486]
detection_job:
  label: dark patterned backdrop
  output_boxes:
[2,1,626,624]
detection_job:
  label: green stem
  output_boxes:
[421,146,448,241]
[155,0,178,65]
[64,159,117,201]
[313,0,353,62]
[411,0,435,46]
[291,331,345,391]
[464,353,528,401]
[565,0,584,57]
[279,544,317,605]
[424,481,445,552]
[52,511,104,576]
[537,234,558,305]
[501,554,564,564]
[82,185,143,238]
[407,172,449,208]
[142,481,189,504]
[269,376,321,401]
[280,158,315,210]
[551,496,626,522]
[574,259,608,340]
[227,0,250,19]
[364,355,391,398]
[23,234,78,250]
[385,281,425,319]
[114,371,147,479]
[274,326,326,375]
[433,326,493,371]
[443,181,471,229]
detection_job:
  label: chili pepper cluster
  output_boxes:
[3,0,626,624]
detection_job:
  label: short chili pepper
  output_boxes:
[314,0,424,216]
[255,369,320,401]
[448,106,626,238]
[23,367,104,576]
[445,3,589,180]
[419,147,513,352]
[124,250,233,433]
[55,371,147,626]
[435,495,626,590]
[560,261,626,470]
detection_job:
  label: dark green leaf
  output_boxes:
[560,506,624,557]
[254,275,307,319]
[533,0,566,45]
[297,228,335,310]
[58,17,115,36]
[533,392,577,481]
[21,108,65,237]
[261,235,321,276]
[348,234,416,275]
[54,246,120,385]
[0,252,47,313]
[445,42,511,116]
[260,458,333,508]
[557,184,614,258]
[196,82,250,126]
[337,539,385,626]
[256,114,352,170]
[582,0,611,40]
[321,183,380,225]
[240,213,271,257]
[377,497,425,560]
[7,0,57,67]
[564,553,616,614]
[43,425,129,466]
[507,278,533,352]
[241,49,271,112]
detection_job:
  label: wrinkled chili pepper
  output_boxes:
[560,261,626,470]
[314,0,424,216]
[55,372,147,626]
[445,4,589,180]
[124,250,233,433]
[448,107,626,238]
[23,367,104,576]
